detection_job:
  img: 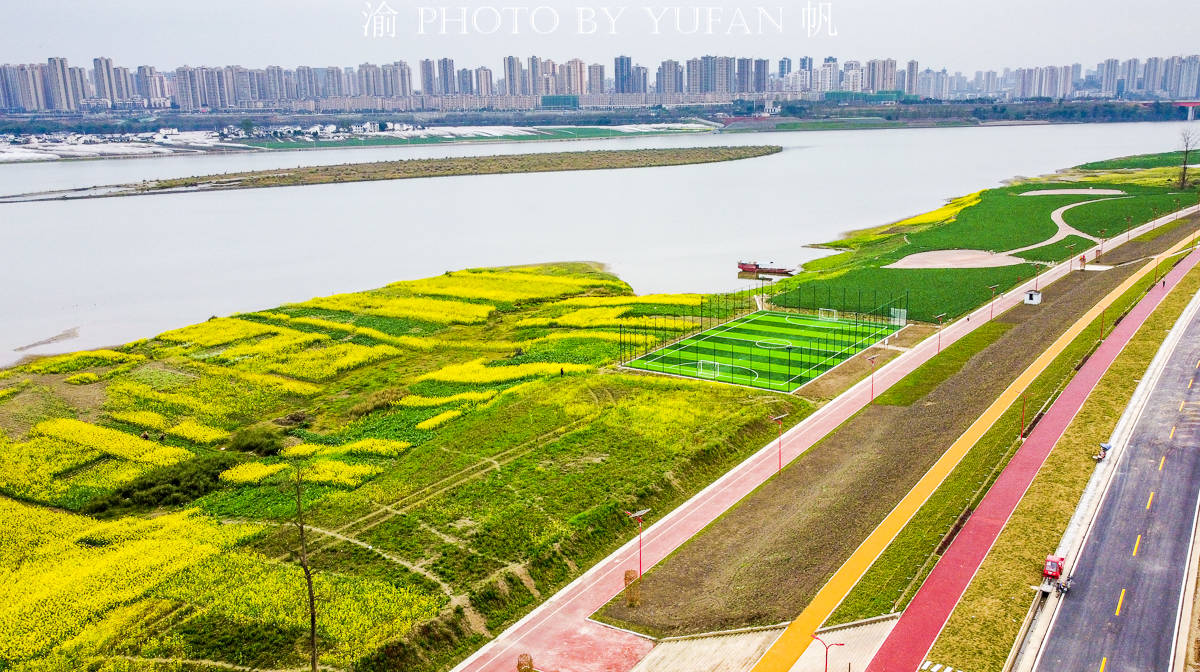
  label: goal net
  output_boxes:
[697,360,720,379]
[818,308,840,322]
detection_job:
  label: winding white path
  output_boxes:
[886,191,1127,269]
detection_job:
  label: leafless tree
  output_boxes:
[293,469,319,672]
[1180,129,1198,190]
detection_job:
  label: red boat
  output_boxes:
[738,261,794,276]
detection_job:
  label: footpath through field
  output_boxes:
[450,206,1199,672]
[861,246,1200,672]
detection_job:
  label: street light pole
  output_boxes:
[772,414,788,472]
[625,509,650,578]
[811,634,845,672]
[934,313,947,353]
[865,354,879,401]
[988,284,1000,321]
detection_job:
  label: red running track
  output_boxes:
[866,248,1200,672]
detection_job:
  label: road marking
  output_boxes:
[1191,378,1195,389]
[1116,588,1126,616]
[1133,534,1141,556]
[1100,657,1107,672]
[1171,426,1177,439]
[1183,400,1188,412]
[1147,491,1156,510]
[1161,455,1166,471]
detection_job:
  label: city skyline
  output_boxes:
[5,49,1200,115]
[5,0,1200,75]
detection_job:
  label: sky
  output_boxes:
[5,0,1199,74]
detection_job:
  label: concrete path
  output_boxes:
[449,206,1198,672]
[861,246,1200,672]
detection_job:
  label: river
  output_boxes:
[2,121,1195,367]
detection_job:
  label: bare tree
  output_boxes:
[293,469,319,672]
[1180,129,1198,190]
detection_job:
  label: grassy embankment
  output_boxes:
[928,245,1200,671]
[137,146,781,193]
[239,126,705,150]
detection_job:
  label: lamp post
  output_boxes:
[772,414,788,472]
[1065,243,1077,270]
[934,313,947,353]
[1099,228,1107,255]
[865,354,879,401]
[625,508,650,578]
[988,284,1000,321]
[811,634,845,672]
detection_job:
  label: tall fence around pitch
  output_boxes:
[616,286,911,392]
[616,291,759,365]
[769,285,911,328]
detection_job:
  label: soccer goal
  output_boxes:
[818,308,840,322]
[697,360,720,379]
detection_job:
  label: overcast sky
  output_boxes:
[6,0,1199,74]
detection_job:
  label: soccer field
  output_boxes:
[623,310,902,393]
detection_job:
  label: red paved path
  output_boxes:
[453,210,1198,672]
[866,247,1200,672]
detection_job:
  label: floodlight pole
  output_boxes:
[934,313,947,353]
[811,634,845,672]
[988,285,1000,321]
[1099,228,1107,255]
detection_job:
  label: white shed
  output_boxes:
[1024,290,1043,305]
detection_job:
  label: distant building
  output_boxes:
[474,66,493,97]
[587,63,605,94]
[905,60,918,95]
[613,55,632,94]
[419,59,436,95]
[778,57,792,79]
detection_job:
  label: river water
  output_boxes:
[2,121,1195,367]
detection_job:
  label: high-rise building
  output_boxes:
[1101,58,1120,96]
[1119,58,1141,94]
[295,66,318,99]
[1164,56,1184,97]
[92,57,117,102]
[503,56,524,95]
[656,60,683,94]
[686,59,702,93]
[901,60,917,95]
[866,58,897,92]
[1180,55,1200,98]
[563,59,586,94]
[454,68,472,95]
[613,55,632,94]
[735,58,754,93]
[45,57,75,110]
[474,67,493,96]
[842,61,863,92]
[778,57,792,79]
[715,56,736,93]
[1143,57,1164,94]
[587,63,604,94]
[819,57,839,92]
[753,59,769,92]
[419,59,436,95]
[358,63,383,96]
[437,58,456,94]
[527,56,543,96]
[631,65,648,94]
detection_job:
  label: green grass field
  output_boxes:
[624,310,901,392]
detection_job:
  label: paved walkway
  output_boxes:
[863,245,1200,672]
[450,207,1198,672]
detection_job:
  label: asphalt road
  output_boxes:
[1037,294,1200,672]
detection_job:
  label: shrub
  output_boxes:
[228,426,284,456]
[82,453,239,518]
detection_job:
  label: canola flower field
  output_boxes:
[0,262,804,672]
